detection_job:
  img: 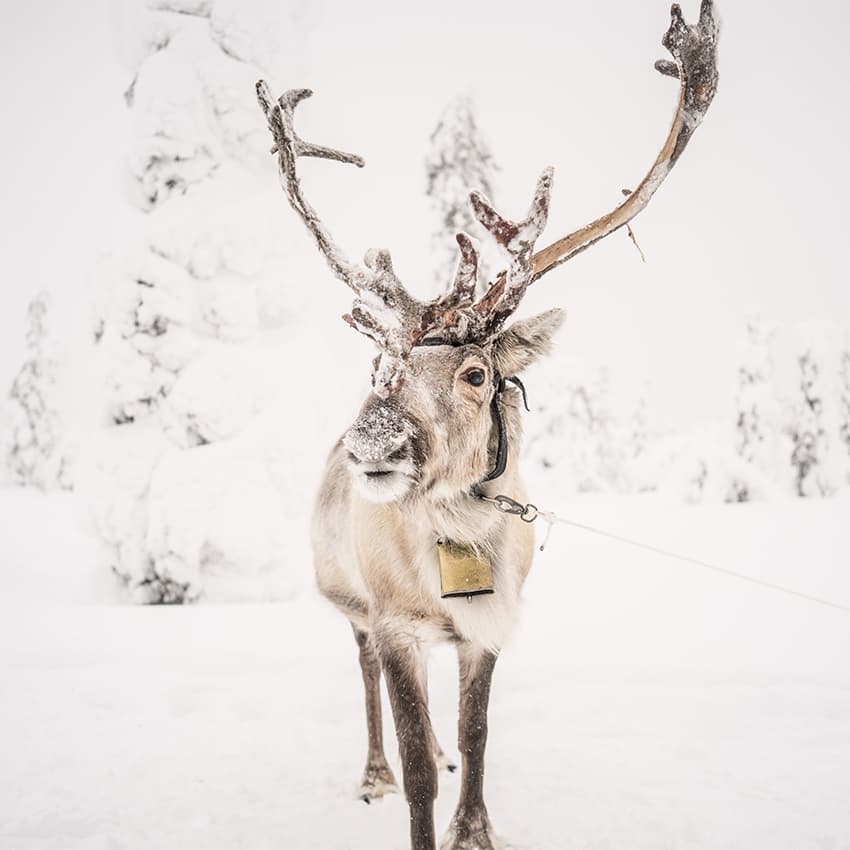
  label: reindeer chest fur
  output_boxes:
[342,490,534,652]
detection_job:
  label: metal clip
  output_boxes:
[491,494,525,515]
[483,494,539,523]
[520,503,539,523]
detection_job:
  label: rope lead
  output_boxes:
[481,494,850,616]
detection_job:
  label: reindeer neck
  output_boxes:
[409,411,526,549]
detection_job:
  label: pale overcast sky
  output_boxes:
[1,0,848,428]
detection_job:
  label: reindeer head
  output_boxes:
[257,1,718,503]
[342,309,564,502]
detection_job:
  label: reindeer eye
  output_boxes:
[465,369,486,387]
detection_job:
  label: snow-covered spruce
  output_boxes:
[727,318,784,502]
[787,322,847,498]
[1,294,71,491]
[523,359,639,495]
[840,335,850,483]
[630,319,850,504]
[425,97,499,296]
[83,0,312,603]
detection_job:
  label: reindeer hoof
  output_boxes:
[440,812,501,850]
[357,761,400,803]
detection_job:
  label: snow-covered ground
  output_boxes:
[2,487,849,849]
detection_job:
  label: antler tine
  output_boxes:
[437,233,480,311]
[469,167,554,333]
[485,0,719,294]
[277,88,368,166]
[256,80,367,293]
[343,248,439,397]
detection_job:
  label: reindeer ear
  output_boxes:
[491,308,565,375]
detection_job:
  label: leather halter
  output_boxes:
[414,338,529,483]
[482,372,529,482]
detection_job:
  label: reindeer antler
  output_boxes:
[470,168,553,334]
[256,83,366,290]
[257,81,441,396]
[257,0,718,395]
[522,0,718,289]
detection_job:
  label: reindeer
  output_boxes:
[257,4,718,848]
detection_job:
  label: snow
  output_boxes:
[145,433,304,602]
[2,486,850,848]
[0,489,111,605]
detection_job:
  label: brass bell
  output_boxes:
[437,540,495,599]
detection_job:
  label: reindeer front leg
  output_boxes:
[375,628,439,850]
[441,644,498,850]
[352,626,399,802]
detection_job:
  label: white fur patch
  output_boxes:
[350,467,414,503]
[414,534,521,653]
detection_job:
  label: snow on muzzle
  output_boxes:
[343,401,421,503]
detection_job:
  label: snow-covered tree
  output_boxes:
[643,320,850,504]
[425,97,498,295]
[82,0,317,603]
[525,360,631,494]
[651,423,741,504]
[628,390,650,461]
[1,294,71,491]
[787,324,845,497]
[727,318,782,501]
[625,389,672,494]
[840,338,850,483]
